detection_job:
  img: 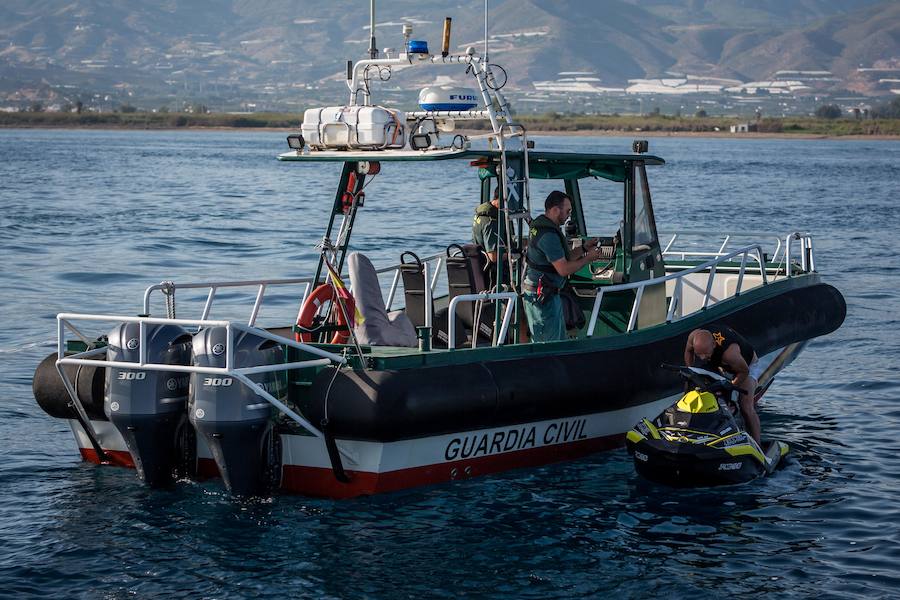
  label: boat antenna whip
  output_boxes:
[484,0,489,63]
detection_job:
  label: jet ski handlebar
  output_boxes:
[660,363,740,396]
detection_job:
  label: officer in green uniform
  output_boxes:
[523,191,601,342]
[472,187,506,264]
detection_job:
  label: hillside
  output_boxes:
[0,0,897,109]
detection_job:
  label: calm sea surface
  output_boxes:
[0,130,898,598]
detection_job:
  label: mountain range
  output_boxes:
[1,0,897,109]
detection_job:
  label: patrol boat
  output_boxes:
[32,16,845,498]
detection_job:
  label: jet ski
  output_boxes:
[626,365,789,487]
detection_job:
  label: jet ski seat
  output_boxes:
[347,252,417,347]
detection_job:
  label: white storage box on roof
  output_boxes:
[302,106,406,150]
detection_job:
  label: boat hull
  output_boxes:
[70,395,676,498]
[70,336,800,499]
[302,280,846,445]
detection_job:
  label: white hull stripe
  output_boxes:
[69,347,794,476]
[72,395,677,475]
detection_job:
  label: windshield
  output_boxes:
[633,163,658,247]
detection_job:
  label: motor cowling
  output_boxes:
[189,327,285,497]
[105,322,193,487]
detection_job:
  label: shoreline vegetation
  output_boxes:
[2,110,900,137]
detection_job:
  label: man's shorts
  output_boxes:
[748,359,764,382]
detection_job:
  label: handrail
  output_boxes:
[56,313,346,442]
[143,276,314,321]
[447,292,517,349]
[660,231,784,263]
[784,231,815,277]
[586,243,767,336]
[384,251,444,311]
[143,251,450,322]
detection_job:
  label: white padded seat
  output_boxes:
[348,252,417,347]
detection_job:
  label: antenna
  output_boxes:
[369,0,377,59]
[441,17,452,57]
[484,0,489,62]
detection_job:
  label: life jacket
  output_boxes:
[707,324,756,369]
[525,214,569,276]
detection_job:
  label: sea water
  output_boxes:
[0,130,898,598]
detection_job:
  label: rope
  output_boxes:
[161,280,176,318]
[322,360,343,423]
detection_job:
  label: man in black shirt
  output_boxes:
[684,325,762,444]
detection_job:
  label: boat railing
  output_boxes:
[55,313,347,448]
[662,231,783,262]
[661,230,816,278]
[447,292,518,350]
[141,251,448,327]
[383,252,444,312]
[143,277,314,326]
[784,231,815,276]
[138,234,814,347]
[587,243,768,336]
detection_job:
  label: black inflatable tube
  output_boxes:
[307,282,846,442]
[33,352,107,421]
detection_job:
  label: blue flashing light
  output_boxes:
[407,40,429,54]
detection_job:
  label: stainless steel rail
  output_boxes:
[661,231,784,263]
[143,277,313,326]
[143,253,448,324]
[785,231,815,276]
[586,244,768,336]
[56,313,346,442]
[447,292,517,350]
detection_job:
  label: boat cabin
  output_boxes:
[277,147,669,350]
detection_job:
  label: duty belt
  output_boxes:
[522,278,560,297]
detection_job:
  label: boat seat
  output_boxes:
[399,251,465,348]
[347,252,417,347]
[399,251,428,329]
[446,243,494,341]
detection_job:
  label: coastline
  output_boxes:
[2,124,897,140]
[3,110,899,139]
[499,129,900,141]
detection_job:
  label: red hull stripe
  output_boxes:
[80,433,624,498]
[79,447,134,467]
[281,432,625,499]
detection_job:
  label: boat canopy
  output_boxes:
[278,149,664,183]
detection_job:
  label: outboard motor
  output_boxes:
[189,327,285,496]
[105,322,193,487]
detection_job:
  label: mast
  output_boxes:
[369,0,377,59]
[484,0,489,63]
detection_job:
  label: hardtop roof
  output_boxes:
[278,149,664,167]
[278,149,664,182]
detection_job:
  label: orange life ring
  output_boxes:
[295,284,354,345]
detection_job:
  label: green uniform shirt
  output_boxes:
[472,202,506,254]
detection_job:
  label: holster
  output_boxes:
[536,275,559,305]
